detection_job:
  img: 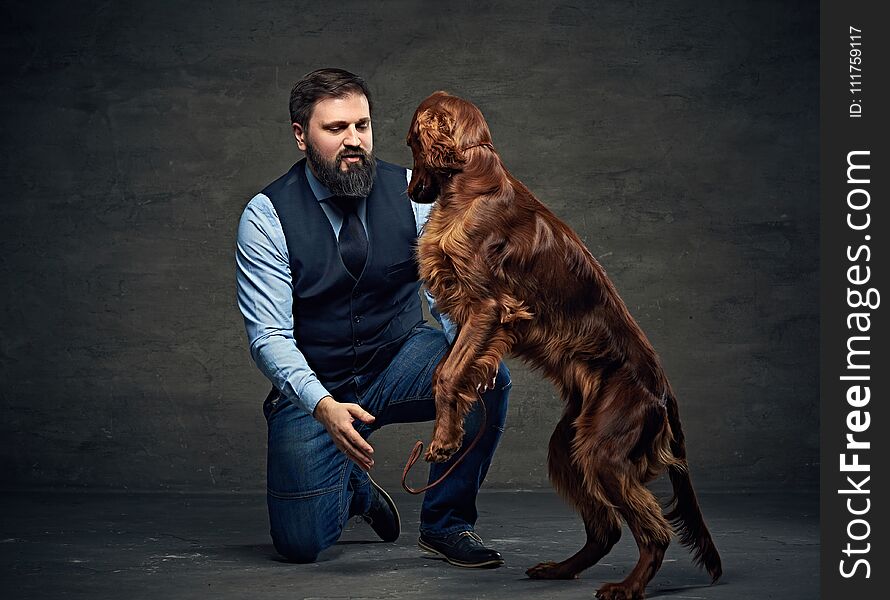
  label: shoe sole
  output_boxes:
[367,475,400,541]
[417,538,505,568]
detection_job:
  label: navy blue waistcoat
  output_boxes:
[263,158,424,392]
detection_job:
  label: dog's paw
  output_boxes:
[595,582,645,600]
[425,439,460,463]
[526,561,577,580]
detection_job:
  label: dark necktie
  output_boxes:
[328,196,368,279]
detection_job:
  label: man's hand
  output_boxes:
[313,395,376,470]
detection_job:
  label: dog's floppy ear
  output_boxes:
[416,108,463,171]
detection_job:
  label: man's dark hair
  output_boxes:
[289,68,373,127]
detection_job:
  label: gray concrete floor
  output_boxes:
[1,488,817,599]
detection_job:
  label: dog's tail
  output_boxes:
[664,393,723,583]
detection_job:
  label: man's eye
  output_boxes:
[328,126,343,132]
[357,123,369,130]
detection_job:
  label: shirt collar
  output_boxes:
[304,161,335,203]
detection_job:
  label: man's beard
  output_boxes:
[306,141,376,198]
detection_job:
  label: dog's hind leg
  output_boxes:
[593,465,672,600]
[527,415,622,580]
[526,502,622,580]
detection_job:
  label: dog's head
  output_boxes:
[406,91,494,204]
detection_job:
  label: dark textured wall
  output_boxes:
[0,1,818,492]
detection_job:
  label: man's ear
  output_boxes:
[416,109,463,171]
[292,122,307,151]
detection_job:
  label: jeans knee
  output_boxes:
[268,495,341,563]
[272,531,326,563]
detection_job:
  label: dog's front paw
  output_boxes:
[425,437,461,463]
[595,582,645,600]
[526,561,577,580]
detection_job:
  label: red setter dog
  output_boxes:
[406,91,722,599]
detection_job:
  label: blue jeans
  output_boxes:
[263,324,511,562]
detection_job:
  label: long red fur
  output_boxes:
[406,91,722,599]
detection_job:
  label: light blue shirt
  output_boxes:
[236,164,456,415]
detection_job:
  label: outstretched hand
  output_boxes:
[313,396,376,470]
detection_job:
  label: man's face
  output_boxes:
[293,92,375,197]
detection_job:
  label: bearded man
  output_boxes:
[235,68,511,567]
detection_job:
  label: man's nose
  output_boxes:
[343,126,361,147]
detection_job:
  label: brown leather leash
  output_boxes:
[401,396,488,495]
